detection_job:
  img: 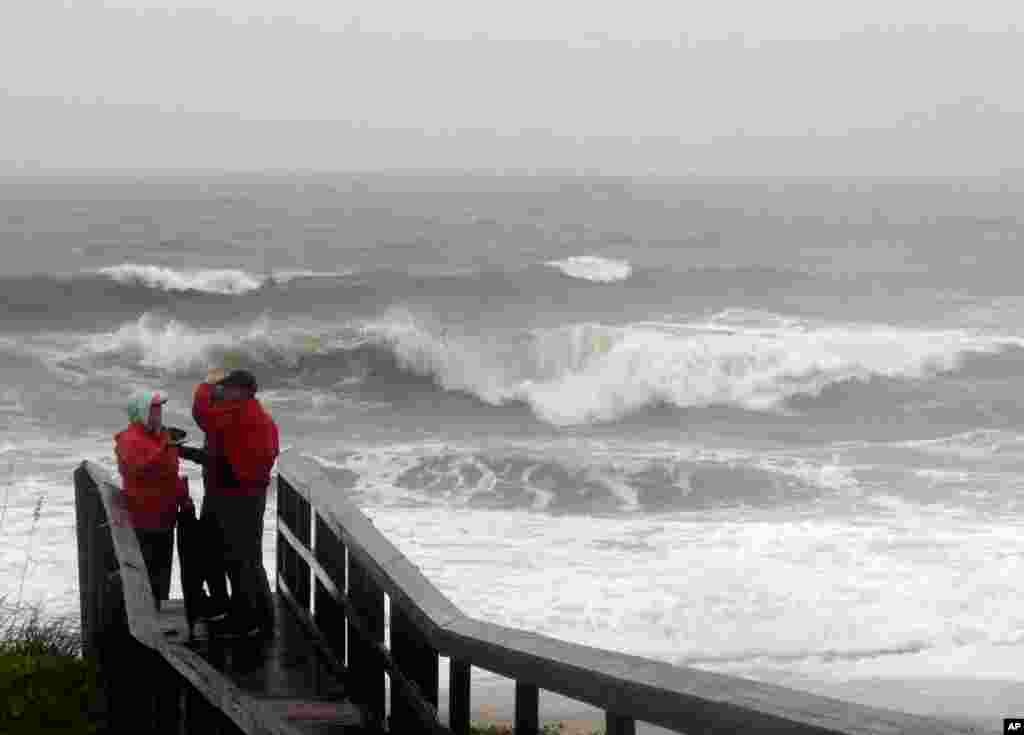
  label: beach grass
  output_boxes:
[0,596,102,734]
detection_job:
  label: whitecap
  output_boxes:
[546,255,632,283]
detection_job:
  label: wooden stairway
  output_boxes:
[155,593,372,734]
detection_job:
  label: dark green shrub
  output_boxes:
[0,651,100,734]
[0,598,102,734]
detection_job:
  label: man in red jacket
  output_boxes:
[190,368,279,639]
[114,391,192,612]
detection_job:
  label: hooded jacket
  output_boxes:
[114,396,187,530]
[192,382,279,497]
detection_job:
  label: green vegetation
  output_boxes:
[0,597,103,734]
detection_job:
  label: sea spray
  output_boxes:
[48,308,1024,426]
[546,256,632,283]
[95,264,265,295]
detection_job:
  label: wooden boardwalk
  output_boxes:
[76,457,985,735]
[156,595,366,734]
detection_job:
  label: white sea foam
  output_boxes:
[546,255,632,283]
[364,502,1024,687]
[51,307,1024,428]
[362,309,1024,425]
[70,312,321,375]
[268,269,354,284]
[95,264,265,294]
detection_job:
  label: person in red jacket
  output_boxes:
[114,391,192,611]
[189,368,279,638]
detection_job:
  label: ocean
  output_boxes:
[2,172,1023,727]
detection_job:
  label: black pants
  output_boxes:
[200,492,275,632]
[134,528,173,611]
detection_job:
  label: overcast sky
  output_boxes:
[2,0,1023,175]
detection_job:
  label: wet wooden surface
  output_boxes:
[157,595,370,734]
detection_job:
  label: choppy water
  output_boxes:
[2,173,1023,724]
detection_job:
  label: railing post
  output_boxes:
[314,514,347,666]
[389,605,439,731]
[515,681,539,735]
[154,654,184,735]
[75,466,109,661]
[348,554,386,727]
[606,712,636,735]
[188,683,227,735]
[277,479,312,610]
[449,659,471,735]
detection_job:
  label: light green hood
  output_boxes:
[125,392,158,425]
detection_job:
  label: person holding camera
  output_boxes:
[184,367,280,639]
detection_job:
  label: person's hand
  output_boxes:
[206,367,227,384]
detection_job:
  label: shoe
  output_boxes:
[198,600,230,623]
[212,619,261,639]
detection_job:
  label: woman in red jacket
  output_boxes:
[114,391,191,611]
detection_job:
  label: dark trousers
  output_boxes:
[134,528,173,611]
[200,492,275,631]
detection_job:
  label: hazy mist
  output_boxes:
[2,1,1023,175]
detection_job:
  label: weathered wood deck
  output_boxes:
[156,595,364,734]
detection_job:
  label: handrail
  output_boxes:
[74,460,348,735]
[277,452,982,735]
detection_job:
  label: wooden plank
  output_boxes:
[155,650,184,735]
[514,681,538,735]
[313,514,346,664]
[73,464,96,658]
[162,642,318,735]
[252,698,363,729]
[279,478,297,542]
[277,578,349,689]
[294,544,312,610]
[606,711,635,735]
[442,617,976,735]
[449,659,471,735]
[295,490,312,548]
[347,555,386,727]
[186,680,227,735]
[313,578,346,669]
[278,530,290,593]
[390,604,439,732]
[314,513,346,593]
[383,556,464,645]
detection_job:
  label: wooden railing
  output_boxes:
[274,453,982,735]
[76,454,983,734]
[73,460,349,735]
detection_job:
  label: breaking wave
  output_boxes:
[95,264,265,294]
[546,256,632,283]
[54,308,1024,427]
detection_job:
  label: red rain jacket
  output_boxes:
[192,382,279,497]
[114,424,187,530]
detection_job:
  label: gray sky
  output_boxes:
[2,1,1023,174]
